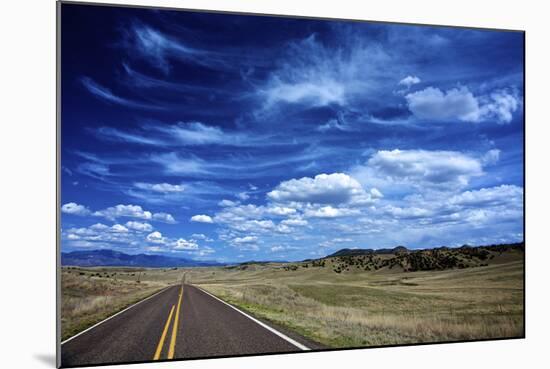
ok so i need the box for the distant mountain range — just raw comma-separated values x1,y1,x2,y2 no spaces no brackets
61,249,223,267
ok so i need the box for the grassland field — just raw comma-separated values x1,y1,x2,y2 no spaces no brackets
61,247,523,347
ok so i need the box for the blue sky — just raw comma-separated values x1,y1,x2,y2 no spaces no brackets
60,4,524,262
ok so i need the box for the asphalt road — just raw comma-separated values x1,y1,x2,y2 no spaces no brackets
61,284,313,367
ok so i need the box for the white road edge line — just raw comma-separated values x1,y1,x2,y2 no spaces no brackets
61,285,174,345
195,286,311,351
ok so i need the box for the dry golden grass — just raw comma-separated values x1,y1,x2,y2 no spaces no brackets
188,257,523,348
60,251,523,348
61,267,183,340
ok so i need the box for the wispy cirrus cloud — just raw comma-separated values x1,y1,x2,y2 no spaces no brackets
256,33,389,111
95,121,287,148
77,162,111,179
123,24,234,74
127,25,203,74
121,63,229,96
154,122,240,146
150,152,211,176
127,180,233,206
80,77,164,110
148,145,339,179
74,152,113,180
95,127,164,145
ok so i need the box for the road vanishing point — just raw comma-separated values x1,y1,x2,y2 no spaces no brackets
61,283,316,367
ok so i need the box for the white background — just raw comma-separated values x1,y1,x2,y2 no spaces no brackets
1,0,548,368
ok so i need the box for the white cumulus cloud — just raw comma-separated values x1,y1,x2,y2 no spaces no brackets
190,214,214,223
93,204,152,221
191,233,213,242
449,185,523,208
125,221,153,232
304,205,360,218
482,149,501,165
92,204,177,224
173,238,199,250
61,202,91,216
267,206,297,216
398,75,421,88
406,86,519,124
480,90,520,124
146,231,165,244
153,212,177,224
281,218,308,226
268,173,377,206
111,224,129,233
90,223,109,231
218,199,239,207
134,182,184,193
370,188,384,198
406,86,480,122
354,149,484,188
233,236,258,244
237,192,250,201
382,205,433,219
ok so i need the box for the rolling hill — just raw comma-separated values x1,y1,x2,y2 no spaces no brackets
322,242,524,273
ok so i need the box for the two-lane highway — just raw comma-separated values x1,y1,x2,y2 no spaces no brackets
176,285,308,359
61,283,312,367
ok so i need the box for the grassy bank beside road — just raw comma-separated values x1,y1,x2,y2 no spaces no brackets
189,258,523,348
61,267,182,341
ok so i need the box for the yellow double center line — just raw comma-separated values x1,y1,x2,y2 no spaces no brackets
168,286,183,359
153,285,183,360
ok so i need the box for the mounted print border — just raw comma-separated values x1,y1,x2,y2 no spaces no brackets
56,1,525,367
